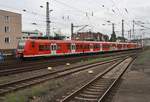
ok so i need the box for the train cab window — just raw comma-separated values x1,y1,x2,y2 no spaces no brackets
18,40,25,49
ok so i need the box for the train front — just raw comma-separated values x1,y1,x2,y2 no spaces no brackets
16,39,26,58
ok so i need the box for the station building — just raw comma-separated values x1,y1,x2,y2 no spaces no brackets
71,32,109,41
0,10,22,53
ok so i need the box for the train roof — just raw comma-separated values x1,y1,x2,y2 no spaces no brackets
24,39,137,45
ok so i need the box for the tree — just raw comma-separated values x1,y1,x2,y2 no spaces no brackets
110,31,116,42
54,33,66,40
117,36,127,42
103,35,109,41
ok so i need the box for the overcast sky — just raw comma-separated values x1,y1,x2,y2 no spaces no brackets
0,0,150,38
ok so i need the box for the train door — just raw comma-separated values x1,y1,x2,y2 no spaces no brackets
71,43,76,53
100,43,102,51
90,44,93,52
51,43,57,55
111,44,117,51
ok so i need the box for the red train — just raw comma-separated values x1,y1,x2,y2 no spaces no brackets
16,39,141,58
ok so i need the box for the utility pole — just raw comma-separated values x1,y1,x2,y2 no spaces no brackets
112,23,115,34
110,23,117,42
71,23,74,40
71,23,88,40
128,29,131,41
132,20,135,40
128,30,130,41
130,29,132,41
46,2,50,39
122,19,124,41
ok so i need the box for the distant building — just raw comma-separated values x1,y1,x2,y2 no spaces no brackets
71,32,109,41
143,38,150,46
132,38,150,46
22,30,43,39
0,10,22,51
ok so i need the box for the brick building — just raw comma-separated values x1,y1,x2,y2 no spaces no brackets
0,10,22,52
71,32,109,41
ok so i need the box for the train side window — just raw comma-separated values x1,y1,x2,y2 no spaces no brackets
87,45,89,49
31,41,35,48
90,45,93,49
76,45,80,50
80,45,83,49
84,45,88,49
39,45,44,51
103,44,110,49
39,45,50,51
94,44,99,49
98,44,100,48
57,45,61,50
45,45,50,50
67,44,71,50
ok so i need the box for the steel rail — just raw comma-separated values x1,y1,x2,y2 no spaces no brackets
0,57,123,96
60,56,135,102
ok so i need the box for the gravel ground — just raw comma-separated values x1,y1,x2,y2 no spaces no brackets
0,56,116,84
29,61,118,102
106,49,150,102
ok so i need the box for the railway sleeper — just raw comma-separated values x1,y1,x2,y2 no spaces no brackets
86,88,105,92
74,96,98,102
79,93,100,98
82,90,102,95
89,85,107,89
94,79,113,84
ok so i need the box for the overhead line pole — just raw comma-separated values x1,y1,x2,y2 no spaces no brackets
71,23,88,40
71,23,74,39
46,2,50,39
122,19,124,42
132,20,135,40
112,23,115,34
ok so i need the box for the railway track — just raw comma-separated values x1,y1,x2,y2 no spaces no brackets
0,52,138,76
0,57,124,96
0,49,140,68
60,56,135,102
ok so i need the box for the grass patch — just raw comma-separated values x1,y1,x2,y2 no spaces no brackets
3,55,122,102
3,79,63,102
135,50,150,64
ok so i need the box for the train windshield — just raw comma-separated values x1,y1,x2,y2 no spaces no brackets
18,40,25,49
